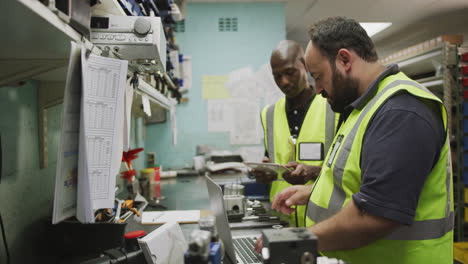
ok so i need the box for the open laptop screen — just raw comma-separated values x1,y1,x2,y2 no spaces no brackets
205,175,238,263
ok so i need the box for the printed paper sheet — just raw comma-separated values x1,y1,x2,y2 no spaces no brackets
53,41,82,224
78,47,128,222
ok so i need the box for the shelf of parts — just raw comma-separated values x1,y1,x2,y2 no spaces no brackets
456,46,468,242
0,0,83,86
0,0,126,86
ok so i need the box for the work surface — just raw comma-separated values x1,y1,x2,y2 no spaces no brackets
127,171,271,239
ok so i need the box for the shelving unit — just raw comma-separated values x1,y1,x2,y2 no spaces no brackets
135,78,177,111
0,0,182,167
459,47,468,243
382,36,463,241
455,46,465,243
92,0,126,16
383,42,458,122
460,47,468,186
0,0,81,86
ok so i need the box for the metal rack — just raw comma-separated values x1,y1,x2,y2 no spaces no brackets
0,0,179,168
455,45,465,242
459,46,468,242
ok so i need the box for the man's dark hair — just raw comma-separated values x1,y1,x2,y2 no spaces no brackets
308,17,378,67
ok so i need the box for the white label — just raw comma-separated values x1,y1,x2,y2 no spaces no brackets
142,94,151,117
327,135,343,167
299,143,323,160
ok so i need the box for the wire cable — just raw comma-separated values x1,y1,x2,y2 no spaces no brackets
0,210,10,264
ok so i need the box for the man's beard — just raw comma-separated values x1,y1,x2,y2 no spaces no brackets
328,68,360,113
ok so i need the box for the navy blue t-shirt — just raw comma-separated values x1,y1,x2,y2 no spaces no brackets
345,65,446,225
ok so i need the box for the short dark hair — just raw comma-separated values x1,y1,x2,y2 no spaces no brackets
308,17,378,67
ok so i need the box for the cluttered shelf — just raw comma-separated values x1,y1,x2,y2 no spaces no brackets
382,35,460,124
2,0,186,169
1,0,185,107
0,0,125,85
381,35,461,76
381,35,460,113
382,36,460,123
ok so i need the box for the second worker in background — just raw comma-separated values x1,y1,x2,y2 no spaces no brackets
252,40,338,227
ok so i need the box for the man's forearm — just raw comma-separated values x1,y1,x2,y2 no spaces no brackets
308,200,399,251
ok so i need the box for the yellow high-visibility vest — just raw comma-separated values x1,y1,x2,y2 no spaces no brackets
261,94,337,227
307,72,453,263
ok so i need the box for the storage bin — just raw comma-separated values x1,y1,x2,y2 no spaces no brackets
454,242,468,263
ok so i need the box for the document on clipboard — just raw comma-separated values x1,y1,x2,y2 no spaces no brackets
244,162,291,176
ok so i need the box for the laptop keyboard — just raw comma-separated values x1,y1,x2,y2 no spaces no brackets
233,237,262,264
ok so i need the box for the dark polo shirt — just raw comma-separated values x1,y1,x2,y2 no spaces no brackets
344,64,446,225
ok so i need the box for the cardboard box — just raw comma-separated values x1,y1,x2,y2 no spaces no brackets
440,34,464,45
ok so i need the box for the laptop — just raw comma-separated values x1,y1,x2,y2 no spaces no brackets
205,175,262,264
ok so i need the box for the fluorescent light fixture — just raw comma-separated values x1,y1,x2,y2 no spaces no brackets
360,22,392,37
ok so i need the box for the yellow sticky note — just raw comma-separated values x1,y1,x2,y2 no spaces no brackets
202,75,231,99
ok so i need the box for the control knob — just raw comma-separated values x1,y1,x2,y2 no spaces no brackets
134,18,151,36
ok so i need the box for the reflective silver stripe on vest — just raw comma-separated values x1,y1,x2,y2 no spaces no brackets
386,211,454,240
307,79,453,240
446,152,452,217
266,104,276,163
324,102,335,154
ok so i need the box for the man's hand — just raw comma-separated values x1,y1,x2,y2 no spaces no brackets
251,168,278,184
252,156,277,184
283,162,321,185
271,185,313,214
254,235,263,254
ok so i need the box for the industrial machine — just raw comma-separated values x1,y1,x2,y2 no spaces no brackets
262,228,347,264
262,228,318,264
90,15,167,74
185,217,222,264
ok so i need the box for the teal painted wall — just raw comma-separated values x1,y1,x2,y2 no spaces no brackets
0,81,58,262
0,3,285,261
0,81,145,262
145,2,286,169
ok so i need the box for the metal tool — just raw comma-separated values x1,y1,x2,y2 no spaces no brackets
242,215,279,222
114,199,123,223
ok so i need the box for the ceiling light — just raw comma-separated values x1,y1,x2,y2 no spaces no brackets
360,22,392,37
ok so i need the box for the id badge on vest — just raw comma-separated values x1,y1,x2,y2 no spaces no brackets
326,135,344,167
298,142,323,161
